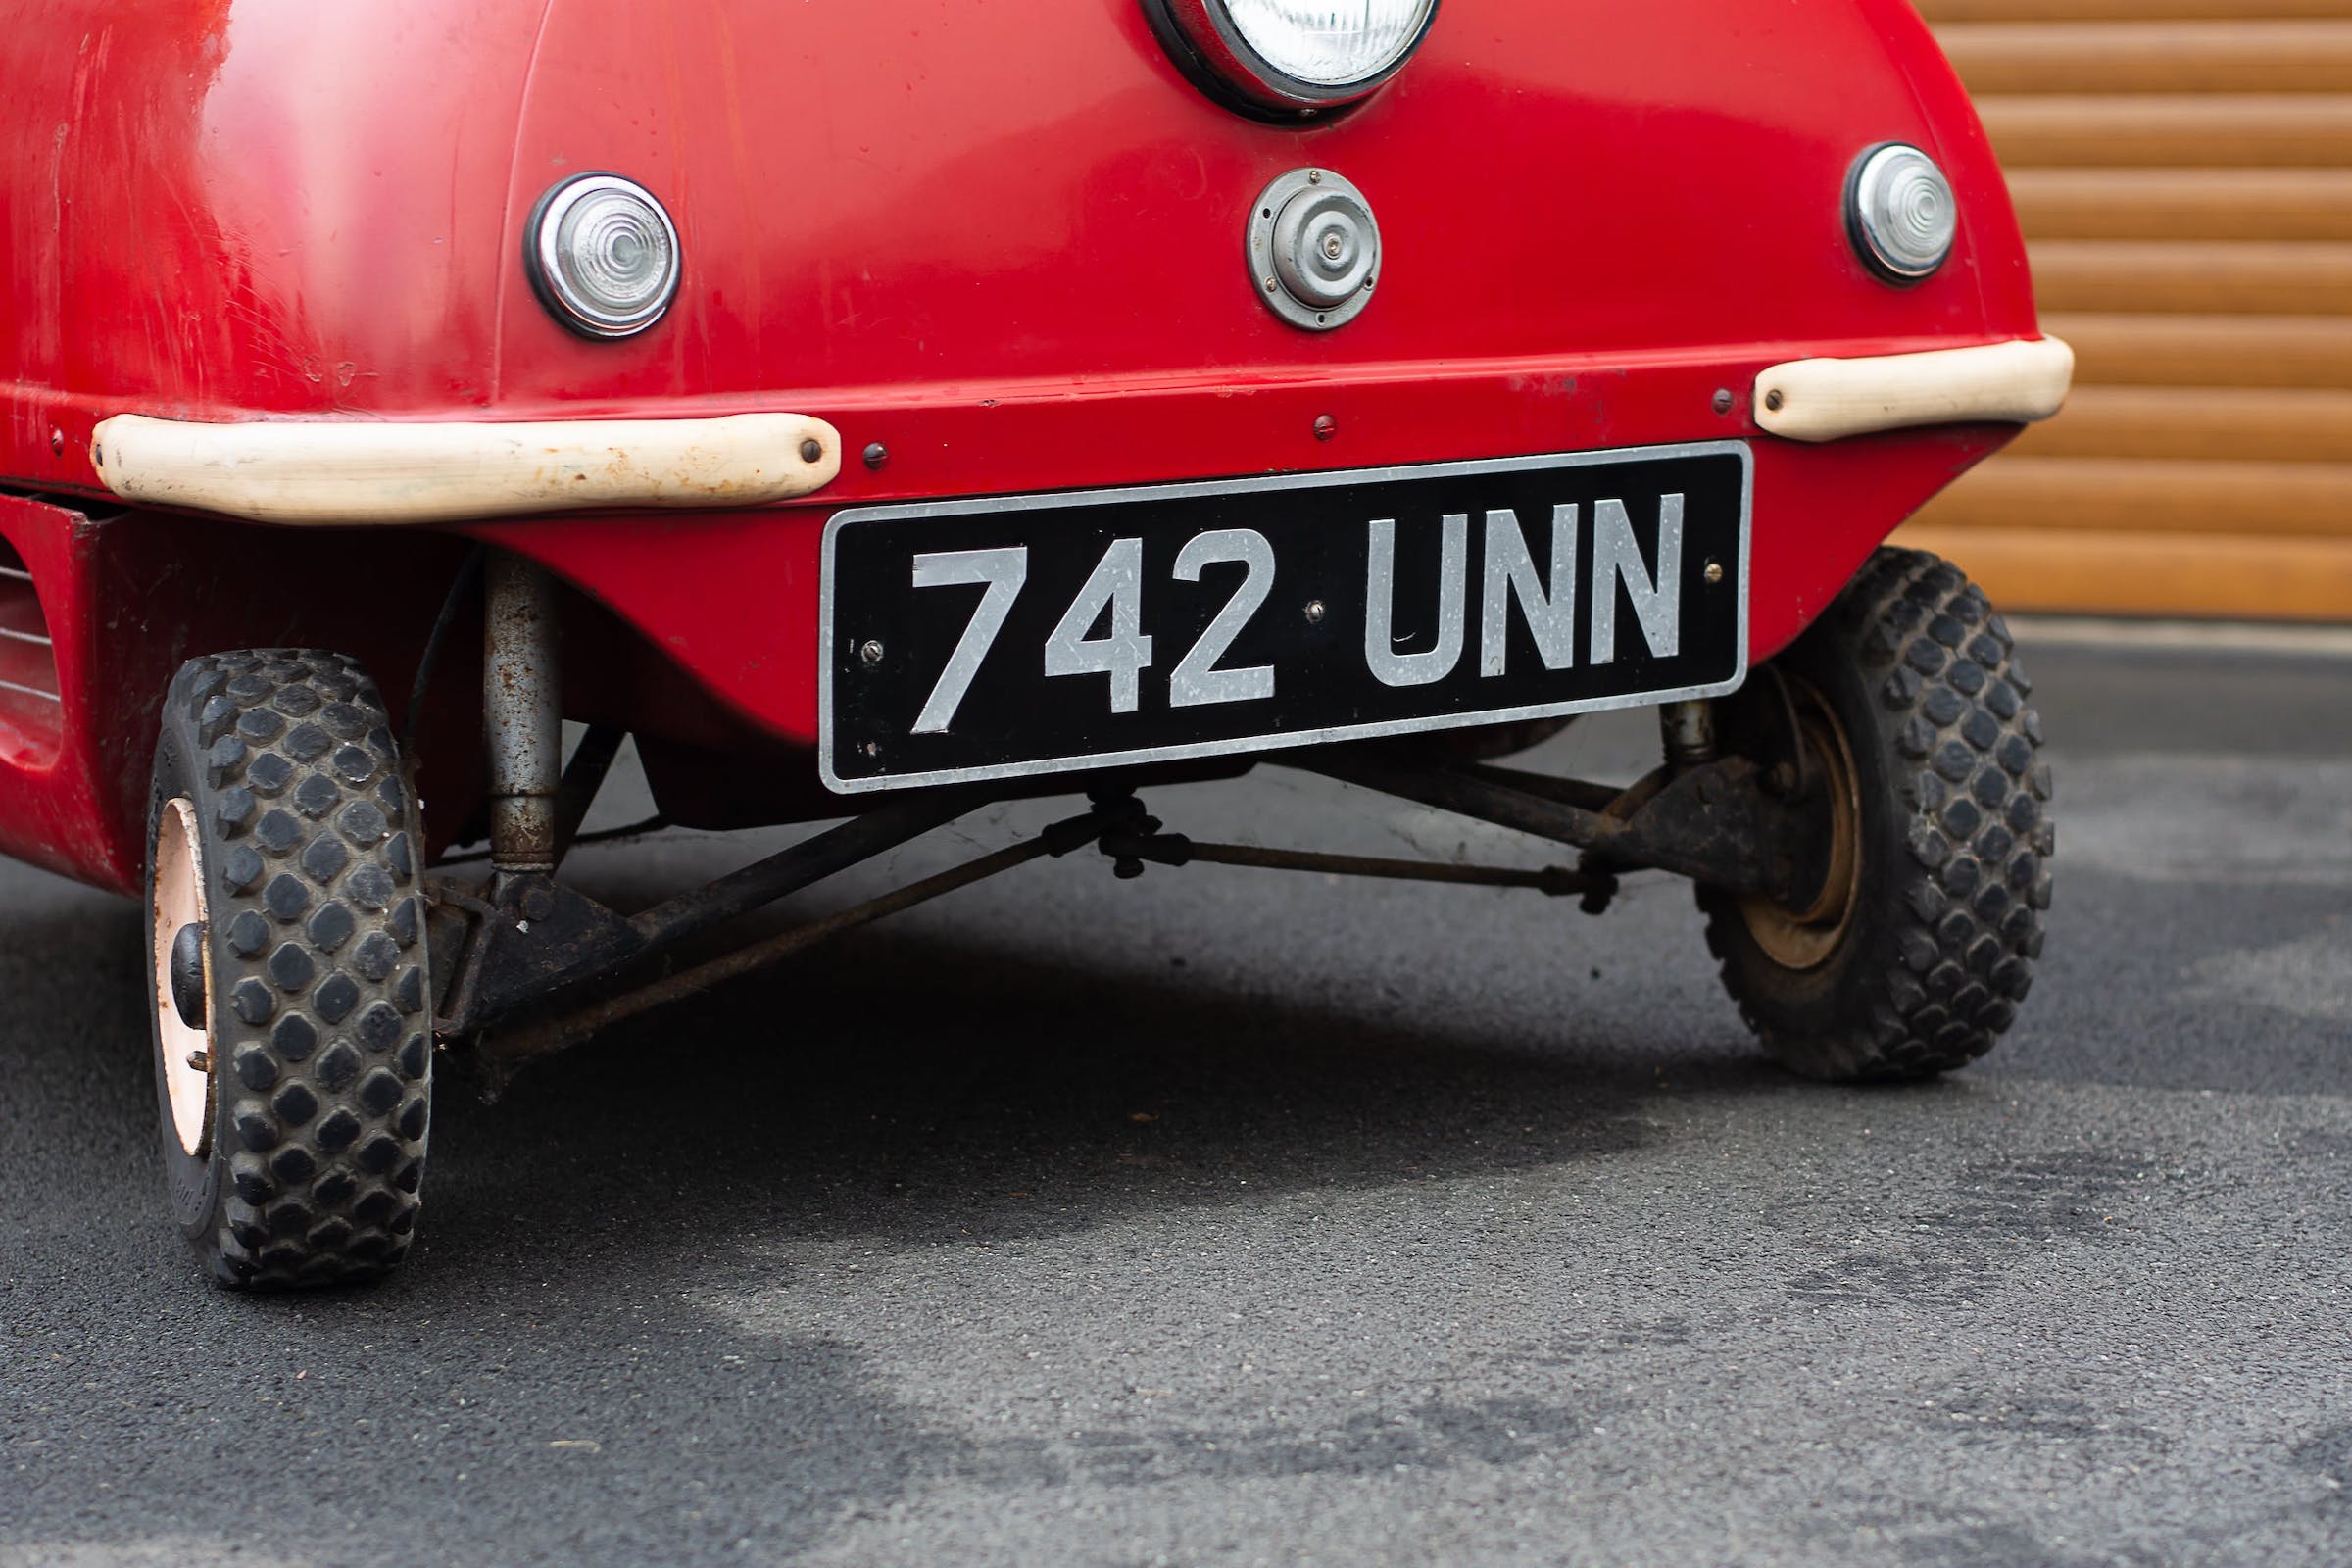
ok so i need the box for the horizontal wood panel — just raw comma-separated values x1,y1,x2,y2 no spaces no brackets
1917,0,2352,622
1892,522,2352,619
2006,169,2352,240
1942,22,2352,94
2045,312,2352,386
2013,385,2352,461
2030,239,2352,313
1978,95,2352,166
1912,456,2352,536
1922,1,2352,19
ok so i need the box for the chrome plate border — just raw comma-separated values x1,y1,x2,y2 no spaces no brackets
818,441,1753,794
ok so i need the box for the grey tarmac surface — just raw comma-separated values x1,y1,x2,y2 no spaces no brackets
3,635,2349,1568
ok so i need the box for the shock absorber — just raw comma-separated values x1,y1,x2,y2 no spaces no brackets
483,552,563,883
1659,698,1718,774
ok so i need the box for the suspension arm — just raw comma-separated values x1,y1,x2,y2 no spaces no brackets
1290,747,1805,897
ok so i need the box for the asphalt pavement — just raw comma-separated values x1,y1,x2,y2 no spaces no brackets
3,629,2348,1567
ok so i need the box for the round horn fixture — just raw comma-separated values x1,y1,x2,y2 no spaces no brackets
1145,0,1440,119
1249,168,1380,330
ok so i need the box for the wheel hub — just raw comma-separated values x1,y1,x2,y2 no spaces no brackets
150,797,214,1157
169,921,206,1031
1736,682,1863,971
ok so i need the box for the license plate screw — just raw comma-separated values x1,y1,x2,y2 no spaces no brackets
1711,389,1733,416
1304,599,1327,625
1703,561,1724,585
858,639,885,666
1313,414,1337,441
863,442,889,470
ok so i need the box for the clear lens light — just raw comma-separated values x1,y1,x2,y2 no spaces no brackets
1223,0,1436,86
1851,144,1957,281
533,174,681,337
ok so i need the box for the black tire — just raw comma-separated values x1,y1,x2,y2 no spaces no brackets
1698,548,2053,1081
145,650,431,1287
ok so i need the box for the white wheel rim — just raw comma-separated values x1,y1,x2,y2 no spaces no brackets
1736,682,1864,972
152,797,214,1157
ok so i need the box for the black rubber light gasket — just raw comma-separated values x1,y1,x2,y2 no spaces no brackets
1141,0,1440,123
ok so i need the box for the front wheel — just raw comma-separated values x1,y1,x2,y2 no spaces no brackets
145,650,432,1287
1699,549,2053,1081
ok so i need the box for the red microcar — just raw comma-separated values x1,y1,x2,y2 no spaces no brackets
0,1,2071,1287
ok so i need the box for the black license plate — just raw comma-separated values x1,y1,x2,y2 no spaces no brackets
819,443,1750,792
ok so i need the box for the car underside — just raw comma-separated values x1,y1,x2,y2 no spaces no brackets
0,0,2065,1286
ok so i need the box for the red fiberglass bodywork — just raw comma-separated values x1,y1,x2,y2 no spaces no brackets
0,0,2039,893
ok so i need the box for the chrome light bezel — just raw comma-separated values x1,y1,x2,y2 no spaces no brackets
1845,142,1958,285
525,172,683,340
1143,0,1442,120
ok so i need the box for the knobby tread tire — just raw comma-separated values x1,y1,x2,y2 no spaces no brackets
148,650,430,1287
1698,548,2053,1081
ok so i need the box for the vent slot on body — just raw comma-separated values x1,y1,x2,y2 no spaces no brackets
0,538,63,767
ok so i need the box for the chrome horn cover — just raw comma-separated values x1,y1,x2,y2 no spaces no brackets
1248,168,1381,331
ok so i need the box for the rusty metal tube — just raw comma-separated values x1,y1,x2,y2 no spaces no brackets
490,831,1068,1063
484,553,563,874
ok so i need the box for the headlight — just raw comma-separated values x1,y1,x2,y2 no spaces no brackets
1846,143,1957,284
1146,0,1441,117
526,172,682,339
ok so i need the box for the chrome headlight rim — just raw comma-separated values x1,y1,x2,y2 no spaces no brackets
1844,141,1958,286
525,172,683,340
1142,0,1443,120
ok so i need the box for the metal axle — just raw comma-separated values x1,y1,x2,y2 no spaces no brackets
473,790,1606,1069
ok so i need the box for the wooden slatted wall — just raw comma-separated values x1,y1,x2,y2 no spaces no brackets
1897,0,2352,620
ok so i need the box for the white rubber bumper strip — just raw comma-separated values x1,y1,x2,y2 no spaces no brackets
1753,337,2074,444
88,411,842,525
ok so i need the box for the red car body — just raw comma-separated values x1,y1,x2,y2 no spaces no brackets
1,0,2039,894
